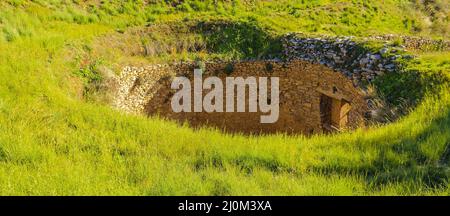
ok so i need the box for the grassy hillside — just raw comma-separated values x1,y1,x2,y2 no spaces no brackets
0,0,449,195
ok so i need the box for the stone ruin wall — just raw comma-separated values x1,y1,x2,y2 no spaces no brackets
115,60,368,135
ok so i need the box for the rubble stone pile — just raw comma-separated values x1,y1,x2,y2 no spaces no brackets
282,34,406,84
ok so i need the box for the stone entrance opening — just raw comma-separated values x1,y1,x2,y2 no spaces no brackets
115,60,368,135
320,93,351,132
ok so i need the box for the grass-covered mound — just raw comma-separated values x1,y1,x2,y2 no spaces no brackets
0,0,449,195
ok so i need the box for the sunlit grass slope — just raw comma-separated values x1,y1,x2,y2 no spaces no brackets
0,1,449,195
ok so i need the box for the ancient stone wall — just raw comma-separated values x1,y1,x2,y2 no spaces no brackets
282,34,401,84
115,60,368,135
282,34,449,85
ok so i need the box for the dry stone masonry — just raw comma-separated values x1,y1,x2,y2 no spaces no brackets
114,35,449,135
371,35,450,51
115,65,175,113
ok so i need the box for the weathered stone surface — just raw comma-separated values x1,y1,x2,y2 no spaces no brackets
282,34,449,86
113,34,446,134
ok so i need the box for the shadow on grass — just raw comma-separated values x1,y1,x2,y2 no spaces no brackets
310,106,450,189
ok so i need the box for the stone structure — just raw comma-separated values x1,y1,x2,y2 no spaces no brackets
113,34,449,134
115,60,368,135
282,34,401,84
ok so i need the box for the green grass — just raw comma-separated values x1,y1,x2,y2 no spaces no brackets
0,0,449,195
